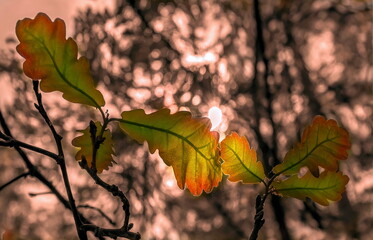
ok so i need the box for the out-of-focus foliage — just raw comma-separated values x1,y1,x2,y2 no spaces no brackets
273,115,351,177
16,13,105,107
72,121,116,173
221,132,265,184
1,0,372,239
273,171,349,206
119,108,221,196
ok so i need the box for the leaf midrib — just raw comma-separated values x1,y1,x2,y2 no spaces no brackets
224,144,264,183
277,134,339,175
275,184,337,192
119,118,220,174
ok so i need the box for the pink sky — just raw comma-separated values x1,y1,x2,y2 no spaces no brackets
0,0,114,48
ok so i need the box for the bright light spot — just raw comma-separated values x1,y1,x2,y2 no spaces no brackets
183,52,218,66
165,179,175,188
208,107,223,130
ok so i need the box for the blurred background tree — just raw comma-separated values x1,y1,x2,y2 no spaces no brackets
0,0,372,239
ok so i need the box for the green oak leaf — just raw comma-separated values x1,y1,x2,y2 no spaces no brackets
272,171,349,206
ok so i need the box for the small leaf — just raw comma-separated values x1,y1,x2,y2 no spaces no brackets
16,13,105,107
272,171,349,206
221,132,265,184
273,116,350,176
119,109,222,196
72,121,115,173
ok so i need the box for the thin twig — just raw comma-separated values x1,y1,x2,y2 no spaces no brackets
79,159,140,240
81,224,140,239
77,204,116,226
249,195,266,240
0,111,71,211
89,120,98,174
249,173,277,240
0,111,103,239
80,114,139,238
32,81,87,240
28,191,53,197
32,81,64,160
0,172,30,191
0,137,59,160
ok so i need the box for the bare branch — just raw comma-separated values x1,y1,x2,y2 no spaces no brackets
0,111,96,229
249,195,266,240
28,191,53,197
0,172,30,191
32,81,64,159
79,159,140,239
80,224,140,239
0,137,59,160
31,81,87,240
77,204,116,226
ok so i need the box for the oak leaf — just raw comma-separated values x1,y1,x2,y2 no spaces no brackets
16,13,104,107
221,132,265,183
273,116,350,176
119,109,222,196
272,171,349,206
72,121,115,173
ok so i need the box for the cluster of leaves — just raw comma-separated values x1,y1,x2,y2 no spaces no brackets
10,12,351,238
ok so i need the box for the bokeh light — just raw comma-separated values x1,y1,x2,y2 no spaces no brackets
208,106,223,130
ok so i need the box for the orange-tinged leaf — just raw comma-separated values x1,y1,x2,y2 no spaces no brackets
221,132,265,184
16,13,104,107
119,109,222,196
72,121,115,173
273,116,350,176
2,230,17,240
272,171,349,206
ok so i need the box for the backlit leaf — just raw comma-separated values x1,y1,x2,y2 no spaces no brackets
16,13,105,107
272,171,349,206
72,121,115,173
119,109,222,196
273,116,350,176
221,132,265,184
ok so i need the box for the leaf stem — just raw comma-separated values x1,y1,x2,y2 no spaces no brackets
249,174,278,240
98,107,106,125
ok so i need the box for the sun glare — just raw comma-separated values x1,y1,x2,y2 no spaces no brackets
208,106,223,130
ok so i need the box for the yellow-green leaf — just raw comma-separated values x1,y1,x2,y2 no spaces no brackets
16,13,105,107
272,171,349,206
119,109,222,196
221,132,265,184
273,116,350,176
72,121,115,173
